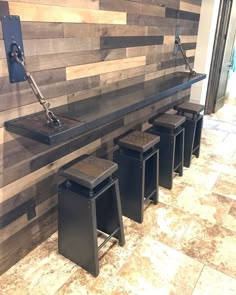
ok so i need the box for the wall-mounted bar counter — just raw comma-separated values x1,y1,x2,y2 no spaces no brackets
5,72,206,145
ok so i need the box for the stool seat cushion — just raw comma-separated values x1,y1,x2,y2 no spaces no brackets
60,156,118,189
117,130,160,152
174,102,204,114
152,113,185,129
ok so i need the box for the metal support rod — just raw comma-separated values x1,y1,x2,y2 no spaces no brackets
175,37,196,76
10,42,62,128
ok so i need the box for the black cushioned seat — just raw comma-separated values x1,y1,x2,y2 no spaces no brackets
152,113,186,129
60,156,118,189
174,102,204,115
116,130,160,152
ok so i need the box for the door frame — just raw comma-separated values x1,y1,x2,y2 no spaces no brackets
205,0,233,114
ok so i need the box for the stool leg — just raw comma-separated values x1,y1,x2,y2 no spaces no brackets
153,150,159,204
193,116,203,158
58,185,99,277
176,129,184,177
159,134,174,190
96,180,125,246
114,180,125,246
183,120,196,167
114,152,144,223
145,150,159,204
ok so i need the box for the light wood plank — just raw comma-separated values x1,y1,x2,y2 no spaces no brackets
7,0,99,10
186,49,196,57
164,36,175,45
180,35,198,43
100,65,146,85
0,59,8,77
64,23,146,38
180,1,201,14
66,56,146,80
0,139,101,203
164,35,197,46
9,2,127,24
0,127,20,145
126,45,163,58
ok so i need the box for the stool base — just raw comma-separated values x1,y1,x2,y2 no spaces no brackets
183,115,203,167
58,178,125,277
114,147,159,223
148,126,184,190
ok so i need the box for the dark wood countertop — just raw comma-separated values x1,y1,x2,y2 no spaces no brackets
5,71,206,145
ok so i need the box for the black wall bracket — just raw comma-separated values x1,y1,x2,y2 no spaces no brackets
173,25,180,56
1,15,27,83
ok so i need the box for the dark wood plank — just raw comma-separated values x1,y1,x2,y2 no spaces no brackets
22,22,63,39
166,8,200,21
0,1,9,17
127,13,177,27
182,42,197,51
101,36,164,49
161,56,194,70
100,0,165,16
127,0,180,9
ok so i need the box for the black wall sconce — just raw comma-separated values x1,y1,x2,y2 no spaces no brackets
1,15,62,128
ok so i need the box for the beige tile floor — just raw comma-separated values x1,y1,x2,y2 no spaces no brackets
0,102,236,295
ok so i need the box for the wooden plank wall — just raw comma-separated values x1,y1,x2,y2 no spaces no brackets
0,0,202,274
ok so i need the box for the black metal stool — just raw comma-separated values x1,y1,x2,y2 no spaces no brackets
148,113,185,190
58,155,125,277
113,130,160,223
174,102,204,167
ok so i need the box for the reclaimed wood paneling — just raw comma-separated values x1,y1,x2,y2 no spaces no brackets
0,0,203,274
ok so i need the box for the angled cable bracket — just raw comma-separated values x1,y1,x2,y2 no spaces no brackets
174,33,197,76
1,15,62,128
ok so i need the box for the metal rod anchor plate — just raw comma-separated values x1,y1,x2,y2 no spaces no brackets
1,15,27,83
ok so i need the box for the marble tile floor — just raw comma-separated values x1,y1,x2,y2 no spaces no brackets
0,103,236,295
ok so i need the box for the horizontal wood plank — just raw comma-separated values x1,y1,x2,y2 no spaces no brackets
101,36,164,49
7,0,99,9
9,2,127,24
66,56,146,80
0,38,100,59
180,1,201,14
100,0,165,17
63,23,146,37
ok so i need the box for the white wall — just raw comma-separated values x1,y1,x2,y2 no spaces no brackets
190,0,220,104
